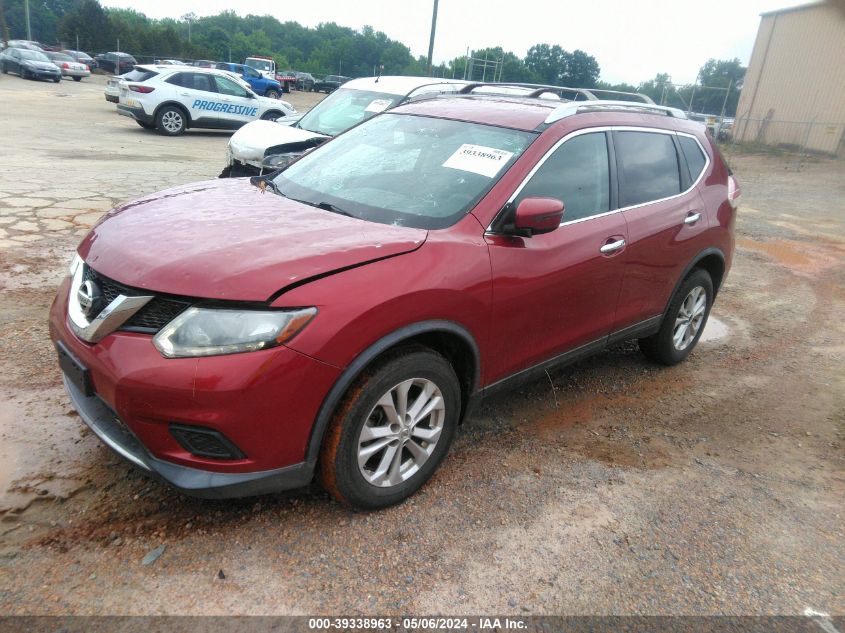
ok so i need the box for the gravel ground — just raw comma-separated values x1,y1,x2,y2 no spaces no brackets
0,72,842,616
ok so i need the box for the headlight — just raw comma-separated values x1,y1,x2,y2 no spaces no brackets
261,152,300,171
153,307,316,358
69,253,83,275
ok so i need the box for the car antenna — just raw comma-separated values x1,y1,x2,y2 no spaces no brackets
375,64,384,83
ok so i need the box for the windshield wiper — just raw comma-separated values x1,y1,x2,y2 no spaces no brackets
314,201,353,217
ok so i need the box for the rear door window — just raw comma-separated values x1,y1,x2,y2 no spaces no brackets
678,135,708,183
167,72,215,93
514,132,610,223
615,131,682,207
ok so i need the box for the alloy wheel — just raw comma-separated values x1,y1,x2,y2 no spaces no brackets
673,286,707,350
161,111,183,133
356,378,445,487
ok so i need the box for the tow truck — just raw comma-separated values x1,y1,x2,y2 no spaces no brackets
244,55,296,93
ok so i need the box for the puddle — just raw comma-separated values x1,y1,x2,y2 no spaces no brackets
700,316,730,344
737,237,844,276
0,390,90,514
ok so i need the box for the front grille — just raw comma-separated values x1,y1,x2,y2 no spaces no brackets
83,265,190,332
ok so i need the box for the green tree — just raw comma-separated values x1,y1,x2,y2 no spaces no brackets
693,58,745,115
58,0,109,51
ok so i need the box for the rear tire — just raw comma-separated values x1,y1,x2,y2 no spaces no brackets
319,347,461,510
73,76,82,82
53,77,61,83
639,268,714,366
155,105,187,136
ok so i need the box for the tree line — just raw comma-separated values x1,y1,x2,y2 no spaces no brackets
1,0,745,115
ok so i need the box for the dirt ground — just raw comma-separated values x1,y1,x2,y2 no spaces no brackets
0,73,843,616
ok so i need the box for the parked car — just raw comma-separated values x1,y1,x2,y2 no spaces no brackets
313,74,351,93
62,49,96,69
223,76,467,176
45,51,90,81
3,39,44,51
51,92,739,509
0,47,61,82
95,52,136,74
215,62,283,98
294,71,315,91
192,59,216,68
114,65,296,135
155,59,185,66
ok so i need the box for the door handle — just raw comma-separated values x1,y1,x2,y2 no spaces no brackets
179,92,191,96
684,211,702,225
600,238,626,254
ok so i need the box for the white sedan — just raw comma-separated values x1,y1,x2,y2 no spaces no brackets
113,65,296,136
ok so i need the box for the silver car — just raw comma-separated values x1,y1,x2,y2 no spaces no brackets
45,51,91,81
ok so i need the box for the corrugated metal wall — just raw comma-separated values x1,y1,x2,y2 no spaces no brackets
735,2,845,155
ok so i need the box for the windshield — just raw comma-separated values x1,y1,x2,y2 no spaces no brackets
21,50,50,62
246,58,273,72
296,88,401,137
273,113,535,230
49,53,74,62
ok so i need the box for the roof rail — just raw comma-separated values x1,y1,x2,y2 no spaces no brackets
545,101,688,124
402,80,470,103
579,88,655,104
458,82,655,104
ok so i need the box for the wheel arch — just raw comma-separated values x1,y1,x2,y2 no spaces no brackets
663,247,726,320
304,320,481,466
262,109,284,120
154,101,192,127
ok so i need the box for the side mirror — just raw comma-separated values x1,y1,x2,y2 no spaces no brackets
513,197,565,236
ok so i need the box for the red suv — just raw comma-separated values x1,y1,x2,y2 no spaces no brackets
50,92,739,509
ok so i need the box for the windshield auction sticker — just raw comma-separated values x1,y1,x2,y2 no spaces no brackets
365,98,393,113
442,144,514,178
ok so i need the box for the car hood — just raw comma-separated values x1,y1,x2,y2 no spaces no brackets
78,178,427,302
229,120,329,162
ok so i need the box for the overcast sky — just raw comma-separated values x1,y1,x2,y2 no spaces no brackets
100,0,805,84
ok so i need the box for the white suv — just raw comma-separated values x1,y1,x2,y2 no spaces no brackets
223,76,467,176
115,65,296,136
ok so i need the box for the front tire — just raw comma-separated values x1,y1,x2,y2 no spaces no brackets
265,89,280,99
136,120,156,130
639,268,713,366
155,105,187,136
261,110,282,121
319,347,461,510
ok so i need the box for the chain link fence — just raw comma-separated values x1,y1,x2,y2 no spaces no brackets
729,114,845,157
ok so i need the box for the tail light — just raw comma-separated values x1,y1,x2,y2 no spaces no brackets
62,62,69,69
85,64,90,71
727,175,741,208
129,85,155,93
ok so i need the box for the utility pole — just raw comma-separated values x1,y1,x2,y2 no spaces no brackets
182,13,196,44
24,0,31,40
426,0,439,77
0,0,10,45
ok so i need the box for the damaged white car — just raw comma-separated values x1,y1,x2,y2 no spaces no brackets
220,75,468,177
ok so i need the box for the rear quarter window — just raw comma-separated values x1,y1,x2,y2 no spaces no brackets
678,135,708,183
123,69,158,82
615,131,682,207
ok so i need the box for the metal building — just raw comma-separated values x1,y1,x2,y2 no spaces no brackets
734,2,845,155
